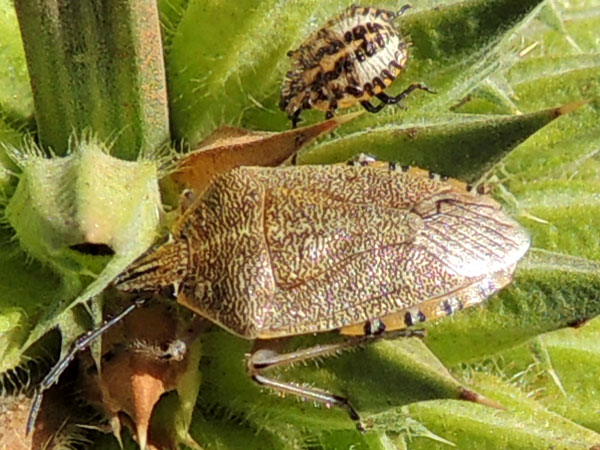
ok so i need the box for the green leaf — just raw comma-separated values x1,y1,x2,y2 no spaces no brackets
0,230,62,373
1,138,162,371
406,372,600,449
300,105,578,183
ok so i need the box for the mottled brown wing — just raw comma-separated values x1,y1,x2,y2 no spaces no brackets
251,164,529,338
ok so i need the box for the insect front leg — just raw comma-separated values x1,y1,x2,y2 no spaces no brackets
247,326,425,431
26,297,148,435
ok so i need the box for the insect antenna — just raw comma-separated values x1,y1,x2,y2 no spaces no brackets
26,297,149,435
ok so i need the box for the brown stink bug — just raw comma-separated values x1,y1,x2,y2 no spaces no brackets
280,5,435,127
28,156,530,433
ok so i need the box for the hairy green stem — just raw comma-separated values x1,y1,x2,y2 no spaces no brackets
14,0,169,159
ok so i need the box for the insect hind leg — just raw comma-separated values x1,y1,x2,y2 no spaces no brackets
26,297,148,435
360,100,386,113
247,327,425,431
251,372,364,429
377,82,436,106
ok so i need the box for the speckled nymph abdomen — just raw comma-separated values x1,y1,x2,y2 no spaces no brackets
280,5,410,126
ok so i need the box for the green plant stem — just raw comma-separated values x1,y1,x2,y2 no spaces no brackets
14,0,169,159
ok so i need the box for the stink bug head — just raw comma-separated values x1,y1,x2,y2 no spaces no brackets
114,237,189,297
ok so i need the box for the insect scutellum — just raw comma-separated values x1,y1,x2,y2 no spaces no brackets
280,4,435,127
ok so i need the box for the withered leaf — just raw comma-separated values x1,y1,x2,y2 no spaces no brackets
80,301,204,450
170,112,362,195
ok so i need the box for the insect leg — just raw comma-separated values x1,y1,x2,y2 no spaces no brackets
360,100,386,113
325,99,338,120
247,327,424,430
26,297,148,435
251,373,363,429
378,82,436,105
290,110,302,129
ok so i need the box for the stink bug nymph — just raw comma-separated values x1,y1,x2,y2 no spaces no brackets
27,155,530,434
280,5,435,127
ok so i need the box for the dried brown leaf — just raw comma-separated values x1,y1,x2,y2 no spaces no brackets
80,302,204,449
170,112,361,195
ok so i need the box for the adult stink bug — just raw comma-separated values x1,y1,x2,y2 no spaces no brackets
28,156,530,433
280,5,435,127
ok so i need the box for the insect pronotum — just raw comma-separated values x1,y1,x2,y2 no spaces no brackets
280,5,435,127
27,156,530,433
